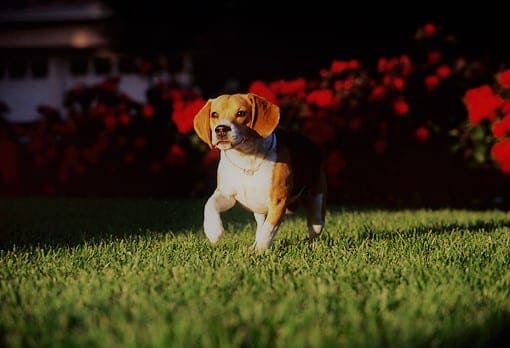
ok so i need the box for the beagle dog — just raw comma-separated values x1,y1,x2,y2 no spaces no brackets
194,93,327,251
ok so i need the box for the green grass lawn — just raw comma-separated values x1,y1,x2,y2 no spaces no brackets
1,197,510,347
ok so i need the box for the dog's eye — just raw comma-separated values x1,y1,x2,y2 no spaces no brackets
211,112,219,118
236,110,247,117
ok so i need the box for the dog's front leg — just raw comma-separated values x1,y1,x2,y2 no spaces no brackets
252,201,286,252
203,190,235,243
253,212,266,245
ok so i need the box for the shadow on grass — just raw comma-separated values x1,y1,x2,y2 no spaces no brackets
0,197,205,250
325,206,510,241
450,311,510,348
2,198,509,250
0,197,261,250
357,220,510,241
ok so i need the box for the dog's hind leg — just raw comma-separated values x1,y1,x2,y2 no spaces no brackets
304,192,325,240
303,171,327,241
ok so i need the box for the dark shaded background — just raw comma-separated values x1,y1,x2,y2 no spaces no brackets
2,1,509,207
104,0,510,95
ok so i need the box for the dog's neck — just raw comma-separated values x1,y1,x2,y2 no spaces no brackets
221,134,276,174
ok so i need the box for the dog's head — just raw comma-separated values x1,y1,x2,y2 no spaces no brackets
193,93,280,150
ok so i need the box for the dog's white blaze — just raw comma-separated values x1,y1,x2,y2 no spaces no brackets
217,138,277,214
211,120,244,150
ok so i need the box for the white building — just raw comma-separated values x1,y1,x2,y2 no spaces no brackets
0,1,193,123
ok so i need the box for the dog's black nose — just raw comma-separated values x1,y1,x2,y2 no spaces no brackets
215,125,231,135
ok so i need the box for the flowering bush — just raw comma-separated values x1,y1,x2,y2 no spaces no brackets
0,23,507,206
243,23,489,196
0,77,217,196
454,69,510,174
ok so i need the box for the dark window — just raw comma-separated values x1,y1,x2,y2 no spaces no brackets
119,56,136,73
70,57,88,76
165,55,183,73
0,60,5,80
7,59,27,79
93,57,111,75
31,57,48,78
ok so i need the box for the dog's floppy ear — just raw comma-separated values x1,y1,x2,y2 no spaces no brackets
248,93,280,138
193,99,213,148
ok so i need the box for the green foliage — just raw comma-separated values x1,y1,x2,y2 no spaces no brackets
1,198,510,347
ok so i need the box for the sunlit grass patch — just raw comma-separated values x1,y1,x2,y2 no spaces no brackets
1,198,509,347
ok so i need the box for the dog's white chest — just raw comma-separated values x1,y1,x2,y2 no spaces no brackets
218,151,276,214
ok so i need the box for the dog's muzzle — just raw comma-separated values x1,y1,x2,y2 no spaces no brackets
215,125,231,139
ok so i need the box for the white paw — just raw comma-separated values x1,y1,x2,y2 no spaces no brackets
251,241,271,252
308,223,323,240
204,224,223,243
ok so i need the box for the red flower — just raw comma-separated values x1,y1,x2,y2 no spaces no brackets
496,69,510,88
392,77,405,91
492,114,510,138
400,55,413,76
270,78,306,95
330,60,359,73
423,23,436,37
383,75,392,86
165,144,187,166
370,85,386,100
301,119,335,147
172,98,205,134
393,99,409,116
142,104,155,119
425,75,440,91
119,113,131,126
503,114,510,128
306,89,335,108
377,58,388,73
103,115,117,130
436,65,451,79
492,121,506,138
502,100,510,114
248,80,277,103
415,127,430,142
335,77,354,91
464,85,503,125
348,59,361,70
491,139,510,174
331,60,349,74
427,51,442,65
